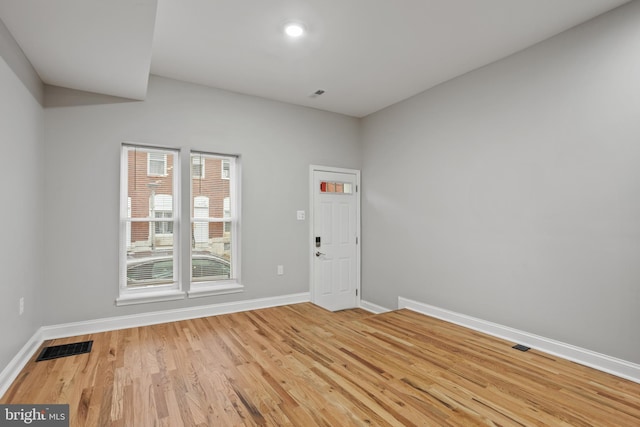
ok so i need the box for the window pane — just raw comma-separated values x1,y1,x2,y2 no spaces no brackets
320,181,353,194
126,240,174,287
191,222,231,258
121,144,181,300
191,253,231,281
190,153,236,284
191,223,232,282
125,147,176,287
191,156,230,218
127,220,174,253
127,147,174,219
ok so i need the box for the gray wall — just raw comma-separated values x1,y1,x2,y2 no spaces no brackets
42,75,361,324
361,1,640,363
0,18,43,104
0,33,44,371
2,0,639,378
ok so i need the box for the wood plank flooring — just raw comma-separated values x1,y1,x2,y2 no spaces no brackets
2,303,640,426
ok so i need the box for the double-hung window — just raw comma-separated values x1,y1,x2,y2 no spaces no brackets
189,152,241,297
118,145,182,305
119,145,241,305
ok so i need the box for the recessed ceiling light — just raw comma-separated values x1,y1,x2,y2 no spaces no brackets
284,23,305,38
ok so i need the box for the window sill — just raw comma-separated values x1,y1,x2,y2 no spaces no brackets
116,289,185,306
188,282,244,299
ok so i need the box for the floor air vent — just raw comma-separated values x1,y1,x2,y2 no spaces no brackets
36,340,93,362
512,344,531,352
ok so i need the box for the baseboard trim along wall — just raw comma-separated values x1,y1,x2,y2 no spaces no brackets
398,296,640,384
41,292,311,340
359,300,392,314
0,330,43,399
0,292,310,398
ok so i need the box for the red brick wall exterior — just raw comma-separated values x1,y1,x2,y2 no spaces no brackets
127,150,230,244
192,157,230,238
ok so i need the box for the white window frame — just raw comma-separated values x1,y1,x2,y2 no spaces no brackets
192,155,205,179
118,144,183,306
189,153,242,298
147,152,168,177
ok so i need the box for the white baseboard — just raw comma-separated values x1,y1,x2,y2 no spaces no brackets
41,292,310,340
398,297,640,384
359,300,391,314
0,329,43,399
0,292,310,398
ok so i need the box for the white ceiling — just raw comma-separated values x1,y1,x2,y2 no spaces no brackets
0,0,157,100
0,0,631,117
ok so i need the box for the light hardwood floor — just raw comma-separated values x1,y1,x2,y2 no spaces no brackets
2,303,640,426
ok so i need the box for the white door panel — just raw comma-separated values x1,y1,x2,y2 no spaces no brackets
311,169,359,311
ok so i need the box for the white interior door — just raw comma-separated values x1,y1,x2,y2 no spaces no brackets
311,167,360,311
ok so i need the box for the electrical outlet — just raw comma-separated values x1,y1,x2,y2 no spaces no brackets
19,297,24,315
296,210,305,220
277,265,284,275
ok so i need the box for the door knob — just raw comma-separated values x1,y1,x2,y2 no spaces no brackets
315,251,325,257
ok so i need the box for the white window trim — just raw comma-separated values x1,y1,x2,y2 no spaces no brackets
189,153,242,297
119,144,183,306
147,152,168,177
116,288,185,306
188,282,244,298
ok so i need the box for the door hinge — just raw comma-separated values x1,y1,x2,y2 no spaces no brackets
356,289,358,296
356,185,358,192
356,236,358,244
